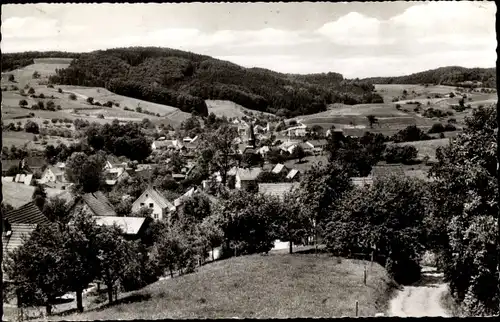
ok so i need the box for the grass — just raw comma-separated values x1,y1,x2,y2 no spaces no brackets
205,100,274,119
2,130,77,151
42,253,397,320
1,181,66,208
392,138,450,162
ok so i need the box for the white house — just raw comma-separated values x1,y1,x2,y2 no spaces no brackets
39,166,66,184
235,167,262,190
131,187,175,221
271,163,289,175
285,124,308,137
104,167,130,186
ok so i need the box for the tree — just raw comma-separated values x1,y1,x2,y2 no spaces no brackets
32,183,47,210
274,191,312,254
69,93,77,100
8,74,15,82
95,224,133,304
86,97,94,104
42,197,71,223
391,125,431,143
297,162,352,247
19,99,28,108
4,223,67,316
366,115,378,128
198,124,238,186
32,71,41,79
60,212,101,312
428,104,498,315
199,215,224,261
28,87,35,95
324,175,430,284
290,145,306,162
66,152,106,193
383,145,418,164
24,120,40,134
212,190,278,257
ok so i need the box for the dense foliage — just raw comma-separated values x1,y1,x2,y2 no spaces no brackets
48,47,379,117
428,105,498,315
363,66,496,88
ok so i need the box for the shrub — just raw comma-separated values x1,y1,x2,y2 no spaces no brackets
43,120,49,125
448,118,457,124
51,118,58,124
97,114,105,119
384,145,418,164
428,123,446,134
47,84,54,88
94,102,102,106
56,105,62,110
58,88,63,93
444,123,456,131
37,101,45,110
19,89,26,96
28,87,35,95
24,120,40,134
449,92,455,98
19,99,28,108
39,93,45,99
8,74,15,82
69,93,77,100
86,97,94,105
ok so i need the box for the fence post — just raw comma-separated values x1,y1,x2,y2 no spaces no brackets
364,266,367,285
355,300,359,317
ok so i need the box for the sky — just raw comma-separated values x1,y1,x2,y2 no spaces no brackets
1,2,497,78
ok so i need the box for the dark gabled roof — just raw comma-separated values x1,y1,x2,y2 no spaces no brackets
23,157,46,168
370,164,405,177
3,201,50,225
81,192,117,217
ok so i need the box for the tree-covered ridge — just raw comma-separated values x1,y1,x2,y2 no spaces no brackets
2,51,82,72
47,47,381,117
363,66,496,88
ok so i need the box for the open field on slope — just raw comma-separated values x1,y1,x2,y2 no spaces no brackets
2,130,78,150
2,61,190,128
205,100,274,119
36,253,396,320
392,138,451,162
1,181,68,208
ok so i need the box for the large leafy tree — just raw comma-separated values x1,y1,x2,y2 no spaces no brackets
197,124,238,186
4,223,67,316
66,151,106,193
297,161,352,245
324,175,431,284
429,104,498,315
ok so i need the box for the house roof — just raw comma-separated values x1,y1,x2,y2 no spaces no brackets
1,159,21,171
3,223,38,262
258,183,300,200
370,164,405,177
237,167,263,181
136,187,175,211
94,216,146,235
174,187,197,207
271,163,287,174
23,157,46,169
3,201,50,225
351,177,374,187
81,192,117,217
286,169,300,179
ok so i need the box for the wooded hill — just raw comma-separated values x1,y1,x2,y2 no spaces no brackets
40,47,381,117
362,66,496,88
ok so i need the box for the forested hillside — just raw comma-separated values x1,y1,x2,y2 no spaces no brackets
2,51,81,72
46,47,382,117
363,66,496,88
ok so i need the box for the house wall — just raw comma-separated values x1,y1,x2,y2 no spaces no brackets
39,170,56,183
132,195,165,220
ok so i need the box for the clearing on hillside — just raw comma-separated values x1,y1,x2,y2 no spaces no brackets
392,138,450,162
205,100,274,119
45,253,397,320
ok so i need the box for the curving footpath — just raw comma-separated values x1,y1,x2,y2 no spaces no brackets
388,266,450,317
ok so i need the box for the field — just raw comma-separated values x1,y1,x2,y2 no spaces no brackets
35,252,396,320
392,138,450,162
1,181,68,208
206,100,274,119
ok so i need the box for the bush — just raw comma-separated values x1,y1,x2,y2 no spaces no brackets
32,71,41,79
428,123,446,134
28,87,35,95
69,93,77,100
51,118,58,124
444,123,456,131
97,114,105,119
37,101,45,110
56,105,62,110
47,84,54,88
25,120,40,134
384,145,418,164
19,99,28,108
39,93,45,99
43,120,49,125
86,97,94,105
58,88,63,93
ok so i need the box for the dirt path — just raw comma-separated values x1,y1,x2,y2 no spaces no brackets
388,266,450,317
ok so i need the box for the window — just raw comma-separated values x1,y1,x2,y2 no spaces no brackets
154,213,159,219
149,203,154,208
140,203,145,207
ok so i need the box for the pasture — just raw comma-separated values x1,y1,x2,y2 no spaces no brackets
1,181,67,208
206,100,274,119
39,252,396,320
392,138,450,162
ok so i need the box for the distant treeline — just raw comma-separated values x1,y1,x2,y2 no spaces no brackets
2,51,81,72
45,47,382,117
362,66,496,88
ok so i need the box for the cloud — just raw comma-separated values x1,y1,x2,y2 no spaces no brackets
316,12,394,46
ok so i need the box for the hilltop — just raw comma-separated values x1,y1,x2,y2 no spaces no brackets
11,47,379,118
361,66,496,89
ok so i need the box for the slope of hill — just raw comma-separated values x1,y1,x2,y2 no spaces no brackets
363,66,496,88
46,47,380,117
2,52,81,72
47,253,397,320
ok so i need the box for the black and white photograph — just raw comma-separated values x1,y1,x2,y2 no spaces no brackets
1,1,498,320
